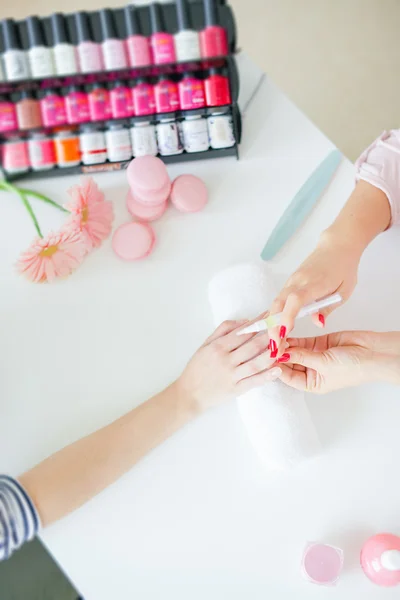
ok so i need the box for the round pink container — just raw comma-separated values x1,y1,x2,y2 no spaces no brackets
361,533,400,586
127,155,170,193
133,180,171,207
302,542,344,586
170,174,208,213
126,190,167,221
112,222,155,261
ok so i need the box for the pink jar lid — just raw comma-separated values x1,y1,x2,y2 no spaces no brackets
112,222,155,260
127,155,170,192
170,174,208,213
126,190,167,221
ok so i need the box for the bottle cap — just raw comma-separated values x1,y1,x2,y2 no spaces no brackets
26,16,46,48
1,19,22,51
176,0,191,30
99,9,117,41
149,3,164,34
124,5,140,36
75,12,93,43
208,67,221,76
50,13,69,45
203,0,218,27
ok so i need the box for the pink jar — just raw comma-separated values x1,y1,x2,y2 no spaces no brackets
65,85,90,125
0,96,17,133
40,89,67,127
132,79,155,117
178,73,206,110
154,77,180,113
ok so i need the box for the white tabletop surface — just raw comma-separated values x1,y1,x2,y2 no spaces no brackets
1,53,400,599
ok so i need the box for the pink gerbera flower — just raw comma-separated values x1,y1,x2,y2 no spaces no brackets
65,177,114,250
17,228,87,283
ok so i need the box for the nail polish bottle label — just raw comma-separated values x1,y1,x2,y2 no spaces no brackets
78,42,103,73
179,78,206,110
102,39,127,70
28,46,55,78
2,139,29,173
155,80,180,113
41,95,67,127
205,74,231,107
28,136,56,170
174,30,201,62
156,121,183,156
88,88,111,121
0,101,18,132
208,113,235,149
126,36,151,68
110,87,133,119
53,44,78,76
3,51,30,81
105,127,132,162
181,117,209,152
55,133,81,167
130,123,158,157
133,83,155,116
150,33,176,65
66,92,90,124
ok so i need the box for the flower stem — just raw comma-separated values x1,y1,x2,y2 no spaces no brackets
17,188,69,213
0,181,43,237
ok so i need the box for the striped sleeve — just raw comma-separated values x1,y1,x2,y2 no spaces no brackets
0,475,40,561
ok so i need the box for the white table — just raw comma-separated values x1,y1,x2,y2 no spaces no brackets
1,54,400,599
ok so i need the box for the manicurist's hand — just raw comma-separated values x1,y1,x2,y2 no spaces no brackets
176,320,281,411
276,331,400,393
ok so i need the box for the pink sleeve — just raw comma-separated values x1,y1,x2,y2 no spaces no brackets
355,129,400,227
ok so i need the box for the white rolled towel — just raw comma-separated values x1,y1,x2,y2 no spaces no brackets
208,263,321,470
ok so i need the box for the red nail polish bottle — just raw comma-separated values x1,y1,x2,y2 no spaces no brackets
204,67,231,107
199,0,229,58
178,72,206,110
149,2,176,65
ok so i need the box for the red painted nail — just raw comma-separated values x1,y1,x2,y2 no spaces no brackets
267,340,271,350
277,353,290,363
270,339,277,358
279,326,286,339
318,313,325,326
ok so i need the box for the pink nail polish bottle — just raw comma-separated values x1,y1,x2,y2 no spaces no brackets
149,3,176,65
178,72,206,110
110,80,134,119
65,85,90,125
132,78,156,117
99,9,127,71
199,0,229,58
154,76,180,113
0,95,18,132
40,88,67,127
88,83,112,122
75,12,103,74
124,5,151,68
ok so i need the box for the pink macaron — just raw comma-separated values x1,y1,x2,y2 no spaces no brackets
127,156,170,194
170,174,208,213
112,222,155,261
126,190,167,222
132,179,171,207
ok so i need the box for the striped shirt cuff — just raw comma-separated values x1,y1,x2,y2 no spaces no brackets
0,475,40,561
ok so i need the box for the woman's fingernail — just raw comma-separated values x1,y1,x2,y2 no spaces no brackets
318,314,325,327
267,367,282,379
277,353,290,363
270,339,278,358
279,325,286,339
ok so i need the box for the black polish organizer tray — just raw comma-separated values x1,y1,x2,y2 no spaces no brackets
0,0,242,182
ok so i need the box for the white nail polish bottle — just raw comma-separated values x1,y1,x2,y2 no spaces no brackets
174,0,201,62
50,13,78,76
26,16,55,79
1,19,30,81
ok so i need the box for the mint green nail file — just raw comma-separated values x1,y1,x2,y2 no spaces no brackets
261,149,342,261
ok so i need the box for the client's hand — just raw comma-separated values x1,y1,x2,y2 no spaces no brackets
277,331,400,393
177,320,281,411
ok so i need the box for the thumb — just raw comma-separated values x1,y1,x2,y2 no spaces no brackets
286,347,324,370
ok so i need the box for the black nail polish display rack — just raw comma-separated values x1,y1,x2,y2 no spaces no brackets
0,0,241,181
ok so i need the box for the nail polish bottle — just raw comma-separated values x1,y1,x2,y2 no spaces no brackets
0,95,18,132
16,90,42,130
178,72,206,110
204,67,231,106
156,117,183,156
88,82,111,121
154,76,180,113
65,85,90,124
50,13,78,76
174,0,201,62
124,5,151,68
1,19,30,81
40,88,67,127
110,80,134,119
2,136,30,174
199,0,228,58
181,114,209,152
130,120,158,157
28,132,56,171
99,9,127,71
149,3,176,65
75,12,103,74
207,108,235,149
132,78,156,117
105,122,133,162
26,16,55,78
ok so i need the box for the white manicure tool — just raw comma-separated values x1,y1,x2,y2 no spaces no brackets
238,293,342,334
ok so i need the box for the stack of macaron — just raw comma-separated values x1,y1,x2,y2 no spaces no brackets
112,156,208,261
